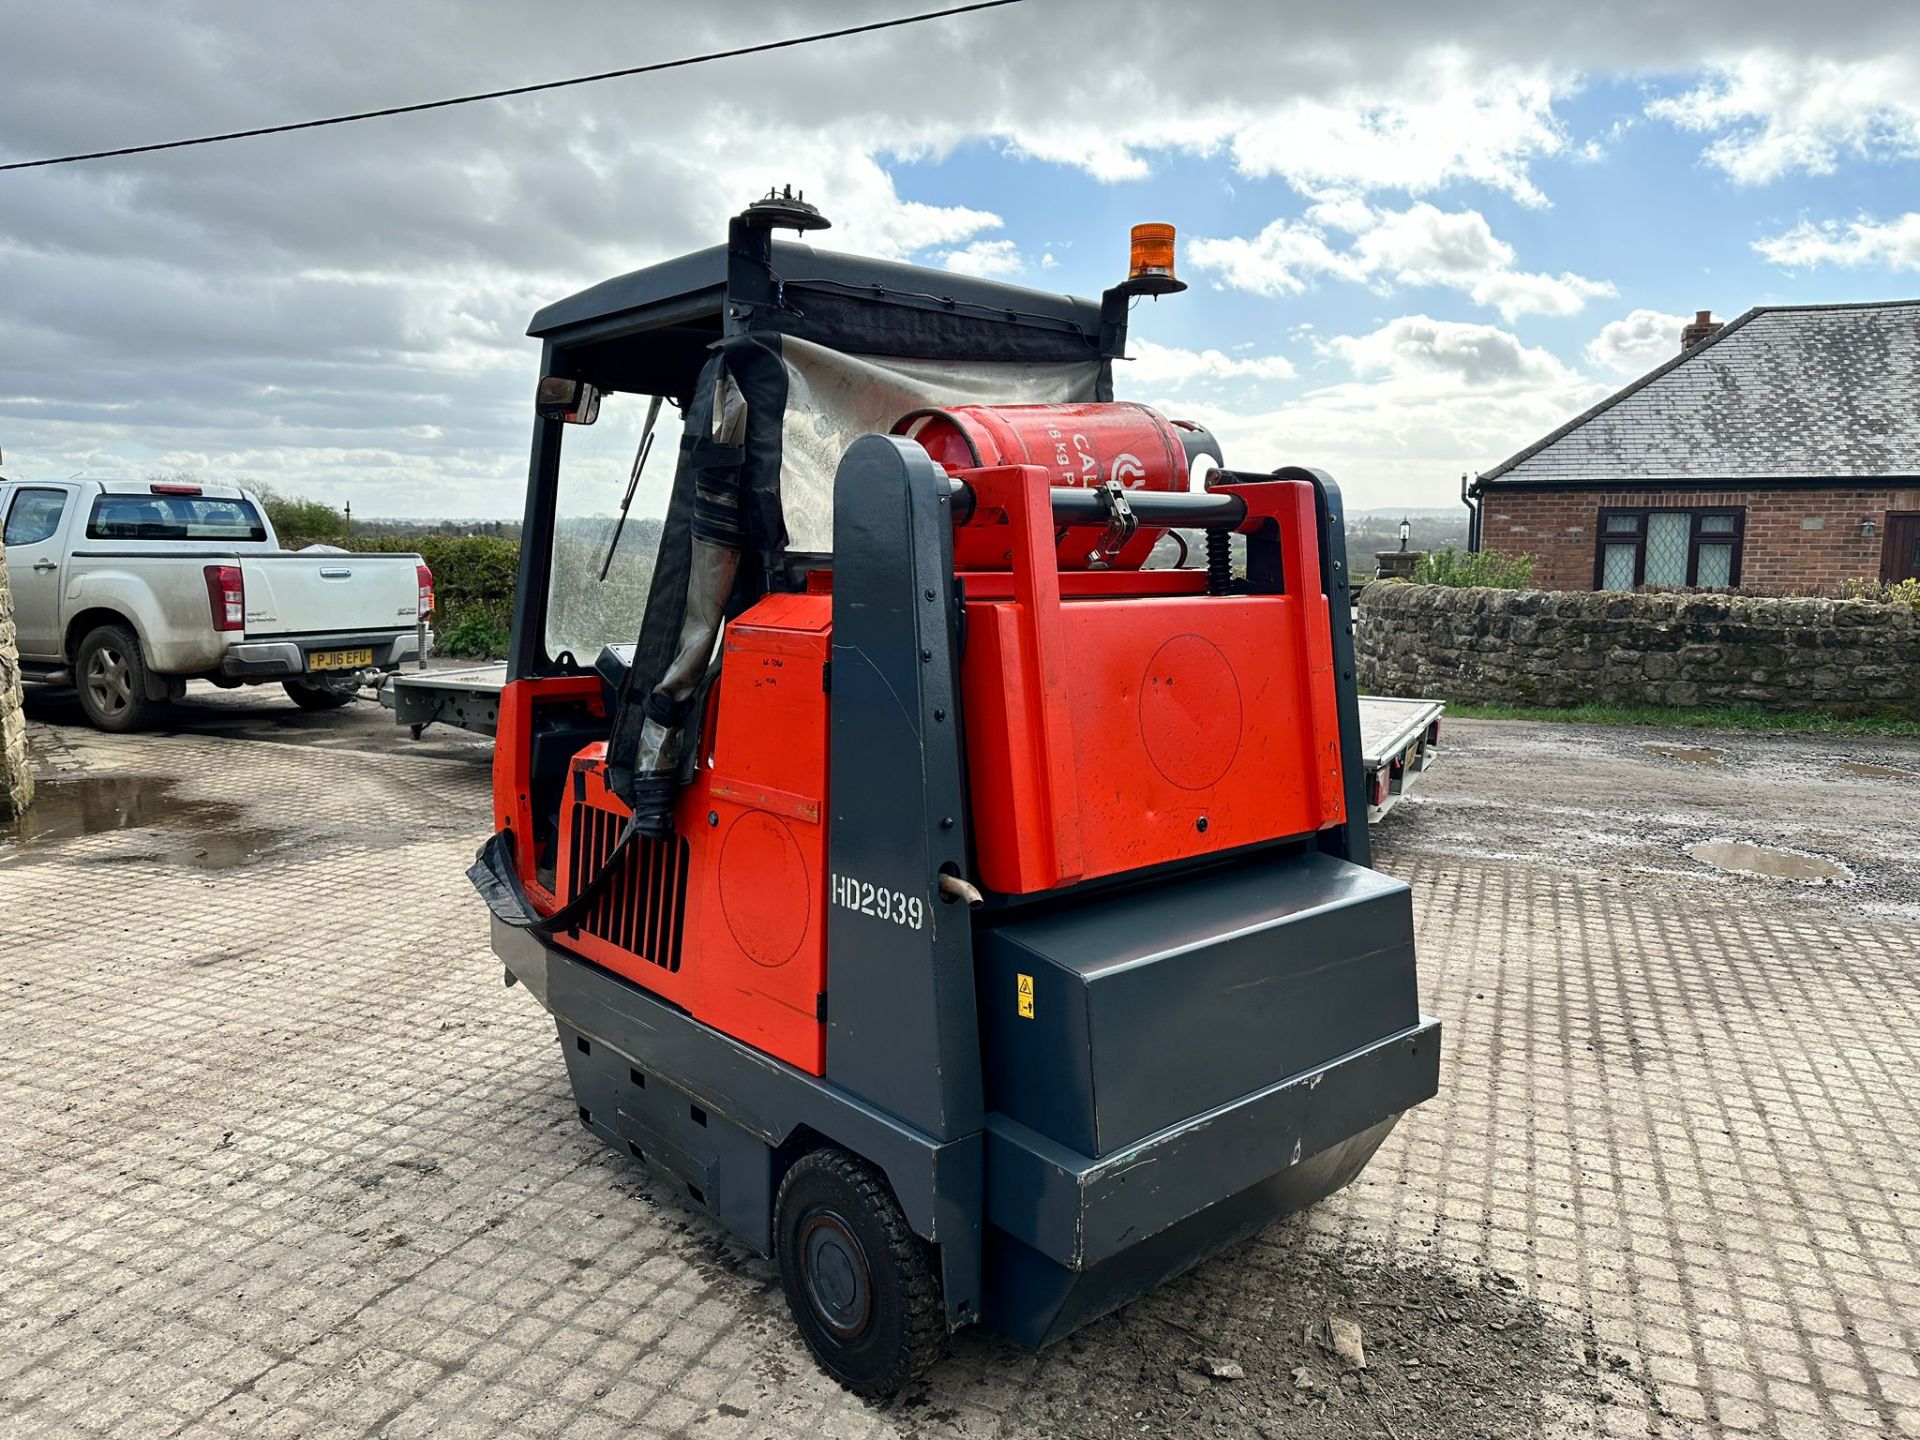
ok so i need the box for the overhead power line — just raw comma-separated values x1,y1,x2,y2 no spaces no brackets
0,0,1028,174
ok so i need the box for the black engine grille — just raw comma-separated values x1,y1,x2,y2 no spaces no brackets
565,803,691,972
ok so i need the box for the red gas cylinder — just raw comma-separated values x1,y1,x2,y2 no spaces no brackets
893,402,1192,571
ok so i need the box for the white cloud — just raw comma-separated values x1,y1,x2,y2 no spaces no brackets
1137,316,1605,508
1188,202,1613,320
6,3,1920,513
1185,220,1365,298
1121,340,1296,388
941,238,1025,277
1225,62,1571,207
1648,52,1920,184
1325,315,1576,387
1753,213,1920,270
1465,269,1615,320
1585,309,1693,375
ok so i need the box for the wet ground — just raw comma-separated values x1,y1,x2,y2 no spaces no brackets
2,685,1918,1439
18,672,493,765
1374,720,1920,919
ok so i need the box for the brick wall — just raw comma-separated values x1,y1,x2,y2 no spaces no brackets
0,534,36,818
1476,485,1920,590
1357,582,1920,715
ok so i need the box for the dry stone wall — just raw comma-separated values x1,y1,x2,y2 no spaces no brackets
0,536,34,817
1357,582,1920,715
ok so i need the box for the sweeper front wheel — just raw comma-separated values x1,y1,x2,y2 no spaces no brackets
774,1147,944,1397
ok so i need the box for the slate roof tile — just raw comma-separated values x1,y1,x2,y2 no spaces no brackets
1481,300,1920,484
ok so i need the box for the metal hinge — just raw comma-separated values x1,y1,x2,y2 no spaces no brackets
1086,480,1139,569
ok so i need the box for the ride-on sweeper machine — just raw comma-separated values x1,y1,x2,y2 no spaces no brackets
471,192,1440,1395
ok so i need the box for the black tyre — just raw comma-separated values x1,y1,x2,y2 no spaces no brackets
282,679,356,711
774,1148,944,1397
76,624,161,732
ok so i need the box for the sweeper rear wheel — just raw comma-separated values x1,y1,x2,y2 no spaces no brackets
774,1147,944,1397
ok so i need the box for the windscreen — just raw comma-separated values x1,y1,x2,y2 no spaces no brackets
545,393,681,666
87,494,266,541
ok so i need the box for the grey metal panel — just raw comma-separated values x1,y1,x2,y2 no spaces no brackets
974,929,1097,1153
492,920,987,1327
824,436,985,1145
507,382,565,681
984,1118,1399,1350
562,1026,774,1250
984,1017,1440,1271
1281,466,1371,868
976,853,1418,1156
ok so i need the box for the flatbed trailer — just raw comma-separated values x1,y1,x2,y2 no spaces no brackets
1358,695,1444,823
379,662,507,739
381,667,1447,828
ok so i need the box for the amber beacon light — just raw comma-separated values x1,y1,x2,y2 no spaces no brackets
1125,222,1186,295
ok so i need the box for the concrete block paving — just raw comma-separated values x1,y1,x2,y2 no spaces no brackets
2,708,1917,1438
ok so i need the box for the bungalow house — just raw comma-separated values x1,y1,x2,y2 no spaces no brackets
1468,301,1920,591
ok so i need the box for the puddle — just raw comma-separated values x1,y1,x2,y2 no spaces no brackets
1644,743,1723,765
1839,760,1918,780
0,774,279,870
1686,839,1852,883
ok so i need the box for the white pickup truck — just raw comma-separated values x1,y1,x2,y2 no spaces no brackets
1,477,432,731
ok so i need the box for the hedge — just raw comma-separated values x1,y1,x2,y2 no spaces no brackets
283,531,519,658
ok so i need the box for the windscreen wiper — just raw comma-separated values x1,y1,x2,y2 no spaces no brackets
598,393,664,582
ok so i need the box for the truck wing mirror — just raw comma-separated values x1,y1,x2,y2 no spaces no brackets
536,377,601,425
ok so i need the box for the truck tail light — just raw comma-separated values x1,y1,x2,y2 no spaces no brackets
203,564,244,632
416,563,435,616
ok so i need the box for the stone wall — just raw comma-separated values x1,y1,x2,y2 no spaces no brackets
0,535,34,818
1357,582,1920,714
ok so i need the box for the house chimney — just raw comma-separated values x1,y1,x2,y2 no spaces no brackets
1680,309,1722,351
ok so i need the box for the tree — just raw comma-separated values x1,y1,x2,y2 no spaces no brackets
242,481,347,542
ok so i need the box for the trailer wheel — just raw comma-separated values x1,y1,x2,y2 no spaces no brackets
282,679,356,711
75,624,162,732
774,1148,944,1397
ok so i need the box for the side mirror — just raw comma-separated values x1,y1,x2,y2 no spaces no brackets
536,377,601,425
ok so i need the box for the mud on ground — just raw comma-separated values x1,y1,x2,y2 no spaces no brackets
907,1236,1607,1439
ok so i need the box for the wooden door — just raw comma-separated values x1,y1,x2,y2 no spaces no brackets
1884,512,1920,583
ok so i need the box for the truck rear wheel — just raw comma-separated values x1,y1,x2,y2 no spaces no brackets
282,679,356,711
775,1148,944,1397
76,624,162,733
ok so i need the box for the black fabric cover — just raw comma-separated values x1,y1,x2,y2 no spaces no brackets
605,333,791,807
755,284,1102,366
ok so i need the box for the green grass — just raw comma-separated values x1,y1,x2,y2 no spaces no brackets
1438,701,1920,738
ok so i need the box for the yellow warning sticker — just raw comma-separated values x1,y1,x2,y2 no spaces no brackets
1016,972,1035,1020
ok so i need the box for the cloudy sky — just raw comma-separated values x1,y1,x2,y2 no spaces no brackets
4,0,1920,518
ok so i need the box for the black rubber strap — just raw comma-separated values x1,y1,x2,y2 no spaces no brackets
467,824,637,935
